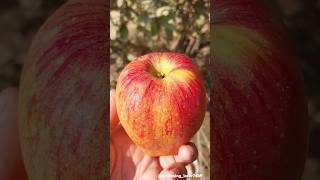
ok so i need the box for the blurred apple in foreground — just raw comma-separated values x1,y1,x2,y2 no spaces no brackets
116,52,206,156
18,0,108,179
211,0,309,180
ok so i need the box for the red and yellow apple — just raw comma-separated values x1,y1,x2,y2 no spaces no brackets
211,0,309,180
116,52,206,156
18,0,108,179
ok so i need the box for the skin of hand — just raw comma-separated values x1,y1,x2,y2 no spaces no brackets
0,87,28,180
110,89,198,180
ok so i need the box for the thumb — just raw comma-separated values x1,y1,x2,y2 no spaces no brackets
110,89,119,133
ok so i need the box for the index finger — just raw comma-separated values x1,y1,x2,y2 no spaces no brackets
110,89,119,133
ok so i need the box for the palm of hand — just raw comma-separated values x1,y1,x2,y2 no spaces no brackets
110,127,163,180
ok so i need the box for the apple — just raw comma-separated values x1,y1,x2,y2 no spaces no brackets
18,0,108,179
211,0,309,180
116,52,206,156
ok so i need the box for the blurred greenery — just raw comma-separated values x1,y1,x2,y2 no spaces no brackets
110,0,210,90
0,0,66,90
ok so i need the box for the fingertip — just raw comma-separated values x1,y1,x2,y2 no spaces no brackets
110,89,116,109
177,142,198,163
110,89,119,132
160,143,198,169
110,89,116,98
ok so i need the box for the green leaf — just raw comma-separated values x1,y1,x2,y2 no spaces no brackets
150,19,160,36
127,54,136,61
138,13,150,26
160,16,174,30
165,28,173,40
119,24,128,41
123,7,132,19
195,0,207,14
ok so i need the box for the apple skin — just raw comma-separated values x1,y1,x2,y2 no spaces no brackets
116,52,206,156
211,0,309,180
18,0,108,179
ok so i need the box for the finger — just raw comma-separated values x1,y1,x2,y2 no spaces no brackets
176,142,198,164
110,89,119,132
159,142,198,169
109,139,116,175
158,163,187,180
0,87,28,180
0,87,18,125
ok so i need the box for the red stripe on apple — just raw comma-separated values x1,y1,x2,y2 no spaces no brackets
18,0,108,179
212,0,308,180
116,52,206,157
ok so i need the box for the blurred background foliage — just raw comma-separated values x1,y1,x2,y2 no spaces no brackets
0,0,319,179
110,0,210,90
0,0,64,90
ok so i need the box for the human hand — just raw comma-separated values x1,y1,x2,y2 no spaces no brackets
0,87,27,180
109,89,198,180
